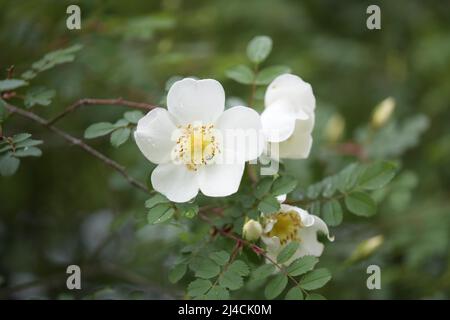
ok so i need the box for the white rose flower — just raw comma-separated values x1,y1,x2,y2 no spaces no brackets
134,78,264,203
261,203,333,266
261,74,315,159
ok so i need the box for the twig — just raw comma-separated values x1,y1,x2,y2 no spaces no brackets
199,212,268,261
6,65,15,79
5,103,149,194
333,141,367,161
47,98,156,125
199,211,307,293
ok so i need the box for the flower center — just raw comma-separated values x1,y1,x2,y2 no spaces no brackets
173,123,220,171
266,211,302,245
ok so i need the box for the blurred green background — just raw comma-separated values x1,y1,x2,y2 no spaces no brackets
0,0,449,299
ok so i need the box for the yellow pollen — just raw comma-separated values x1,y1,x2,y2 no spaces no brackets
174,123,219,171
266,211,302,245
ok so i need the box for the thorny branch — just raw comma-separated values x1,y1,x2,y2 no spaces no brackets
47,98,156,125
5,96,298,283
4,95,309,297
5,103,149,193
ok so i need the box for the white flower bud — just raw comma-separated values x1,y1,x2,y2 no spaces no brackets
348,235,384,263
324,114,345,143
372,97,395,128
242,219,263,241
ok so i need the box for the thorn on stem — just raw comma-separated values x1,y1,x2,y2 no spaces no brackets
6,65,15,79
251,244,264,255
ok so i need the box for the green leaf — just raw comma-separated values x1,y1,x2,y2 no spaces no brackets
347,165,366,190
147,203,175,224
225,65,254,84
209,251,230,266
110,127,131,147
252,264,276,281
254,177,273,199
306,183,322,199
14,147,42,157
24,87,56,108
15,139,43,149
30,44,83,73
157,208,175,224
219,270,243,291
285,287,304,300
0,79,28,92
300,268,332,290
195,258,220,279
223,206,242,218
335,163,360,192
287,256,319,276
187,279,212,297
271,175,298,196
255,65,291,85
367,115,429,158
195,258,221,279
84,122,116,139
247,35,273,64
1,135,41,157
0,153,20,176
124,110,144,124
12,133,32,143
277,242,299,264
228,260,250,276
322,177,338,197
247,208,259,220
310,201,321,216
21,70,36,81
238,195,255,208
322,200,343,226
306,293,326,300
358,161,398,190
114,118,129,127
345,192,376,217
0,144,12,153
258,195,280,214
264,274,288,299
188,256,204,271
176,203,199,219
206,286,230,300
168,264,187,284
145,193,169,208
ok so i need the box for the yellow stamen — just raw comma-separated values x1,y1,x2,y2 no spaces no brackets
174,123,220,171
266,211,302,245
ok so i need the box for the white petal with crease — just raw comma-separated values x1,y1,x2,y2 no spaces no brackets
265,74,315,114
134,108,177,164
198,161,245,197
167,78,225,124
261,100,298,143
151,163,199,203
216,106,264,162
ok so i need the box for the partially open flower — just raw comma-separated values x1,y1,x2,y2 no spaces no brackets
261,74,315,159
243,219,263,241
261,204,333,266
135,78,264,202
